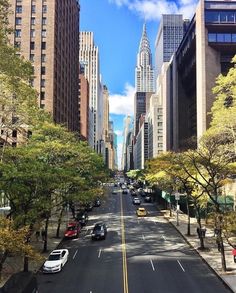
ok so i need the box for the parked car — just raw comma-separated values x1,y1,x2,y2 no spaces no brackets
64,222,81,239
112,189,118,194
76,211,88,226
93,198,101,207
136,207,147,217
43,249,69,273
144,195,151,203
122,189,128,194
133,197,141,205
91,223,107,240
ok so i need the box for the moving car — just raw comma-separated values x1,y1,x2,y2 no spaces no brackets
136,207,147,217
112,189,118,194
91,223,107,240
122,189,128,194
133,197,141,205
76,211,88,226
64,222,81,239
43,249,69,273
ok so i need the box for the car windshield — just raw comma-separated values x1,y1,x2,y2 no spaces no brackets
94,225,103,231
48,254,61,261
67,226,76,231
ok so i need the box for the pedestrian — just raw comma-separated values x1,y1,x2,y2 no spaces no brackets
216,238,221,252
196,227,200,238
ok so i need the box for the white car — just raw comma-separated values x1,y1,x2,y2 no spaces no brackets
133,197,141,205
43,249,69,273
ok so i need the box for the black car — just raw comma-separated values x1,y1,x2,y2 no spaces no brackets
91,223,107,240
144,195,151,202
76,211,88,226
93,199,101,207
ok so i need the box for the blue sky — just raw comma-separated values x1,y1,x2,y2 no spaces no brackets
80,0,198,165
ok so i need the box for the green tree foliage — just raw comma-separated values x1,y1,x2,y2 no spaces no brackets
211,55,236,153
0,217,41,277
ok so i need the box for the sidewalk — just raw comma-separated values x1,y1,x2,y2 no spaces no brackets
159,208,236,293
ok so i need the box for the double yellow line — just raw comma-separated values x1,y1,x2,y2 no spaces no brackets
120,194,129,293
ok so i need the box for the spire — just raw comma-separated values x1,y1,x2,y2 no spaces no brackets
139,22,151,54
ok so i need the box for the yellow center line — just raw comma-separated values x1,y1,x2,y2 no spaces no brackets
120,193,129,293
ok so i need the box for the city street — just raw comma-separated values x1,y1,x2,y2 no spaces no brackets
37,190,231,293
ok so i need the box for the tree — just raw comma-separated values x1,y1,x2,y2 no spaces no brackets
211,55,236,154
0,217,41,277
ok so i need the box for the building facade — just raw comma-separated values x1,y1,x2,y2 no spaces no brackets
79,64,89,141
79,32,101,148
9,0,80,132
172,0,236,150
155,14,186,77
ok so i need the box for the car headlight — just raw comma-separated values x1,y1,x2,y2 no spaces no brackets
100,232,104,236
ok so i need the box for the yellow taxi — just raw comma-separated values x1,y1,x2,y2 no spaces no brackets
136,207,147,217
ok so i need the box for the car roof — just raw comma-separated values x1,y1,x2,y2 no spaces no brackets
134,197,139,200
51,249,66,254
94,222,105,226
138,207,145,211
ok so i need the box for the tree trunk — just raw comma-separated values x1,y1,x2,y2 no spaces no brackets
196,205,205,250
56,206,64,238
220,235,227,272
186,194,191,236
23,255,29,272
43,217,49,253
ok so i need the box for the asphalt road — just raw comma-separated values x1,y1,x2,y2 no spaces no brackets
37,188,232,293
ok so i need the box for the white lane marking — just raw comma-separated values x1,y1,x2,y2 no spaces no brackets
98,249,102,258
150,259,155,271
73,249,78,259
162,235,166,241
142,234,145,240
177,260,185,272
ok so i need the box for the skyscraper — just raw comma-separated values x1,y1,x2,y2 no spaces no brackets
9,0,80,132
135,23,154,92
79,32,101,148
155,15,185,77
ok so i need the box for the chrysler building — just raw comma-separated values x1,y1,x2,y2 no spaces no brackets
135,23,154,92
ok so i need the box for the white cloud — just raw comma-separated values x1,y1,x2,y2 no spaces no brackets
115,130,123,136
109,83,135,116
109,0,198,20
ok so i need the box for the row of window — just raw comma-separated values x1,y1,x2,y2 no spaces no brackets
15,29,47,38
16,5,47,14
16,17,47,25
205,10,236,23
208,33,236,43
15,41,47,50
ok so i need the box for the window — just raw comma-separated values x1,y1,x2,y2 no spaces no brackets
41,54,46,62
42,5,47,13
16,5,22,13
30,54,34,62
15,17,22,25
30,41,35,50
205,11,219,23
40,92,45,100
30,29,35,38
42,17,47,25
15,29,21,37
232,34,236,43
14,41,21,48
224,34,231,42
208,33,216,42
12,130,17,138
31,17,35,25
41,66,46,75
41,42,46,50
41,79,45,87
40,104,45,109
31,5,36,13
220,12,227,23
217,33,224,42
42,30,46,38
12,142,17,147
